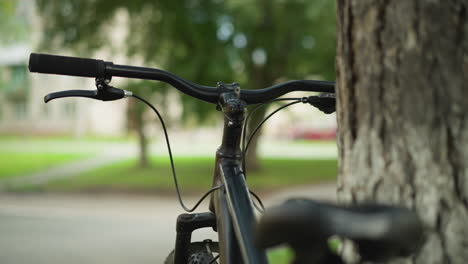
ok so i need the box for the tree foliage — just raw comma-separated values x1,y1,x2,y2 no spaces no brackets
36,0,335,115
36,0,336,168
0,0,29,44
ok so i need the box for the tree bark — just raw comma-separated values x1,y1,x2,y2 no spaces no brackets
127,98,149,168
135,109,149,168
245,104,267,172
245,61,274,172
336,0,467,263
244,0,275,172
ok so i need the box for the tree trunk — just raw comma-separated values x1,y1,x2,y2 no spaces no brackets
128,98,150,168
135,110,149,168
336,0,467,263
245,62,274,172
246,105,267,172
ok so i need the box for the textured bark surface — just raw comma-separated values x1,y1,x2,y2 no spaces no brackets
336,0,468,263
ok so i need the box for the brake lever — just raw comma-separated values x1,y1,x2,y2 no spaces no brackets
44,78,132,103
303,93,336,114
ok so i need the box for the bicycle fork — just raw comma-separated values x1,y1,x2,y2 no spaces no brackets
174,212,217,264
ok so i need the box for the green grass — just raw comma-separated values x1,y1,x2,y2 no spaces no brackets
0,135,131,143
0,152,89,179
37,157,337,193
268,247,294,264
264,238,341,264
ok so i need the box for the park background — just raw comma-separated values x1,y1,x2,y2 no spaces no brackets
0,0,337,263
0,0,337,195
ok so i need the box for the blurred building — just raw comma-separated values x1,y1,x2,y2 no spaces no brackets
0,0,127,137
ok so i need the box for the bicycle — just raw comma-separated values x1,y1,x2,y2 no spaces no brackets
28,53,425,264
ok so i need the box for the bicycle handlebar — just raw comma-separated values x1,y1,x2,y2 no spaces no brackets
29,53,110,78
29,53,335,104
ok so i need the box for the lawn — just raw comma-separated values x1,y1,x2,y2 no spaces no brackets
268,247,294,264
267,238,340,264
0,135,131,143
0,152,89,179
37,156,337,193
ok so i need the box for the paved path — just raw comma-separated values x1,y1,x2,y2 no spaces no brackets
0,183,336,264
0,152,133,189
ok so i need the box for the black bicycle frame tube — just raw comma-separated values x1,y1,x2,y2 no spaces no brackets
210,87,268,264
212,185,243,263
220,159,267,263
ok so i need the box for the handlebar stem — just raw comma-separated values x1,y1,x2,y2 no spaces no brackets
217,89,246,160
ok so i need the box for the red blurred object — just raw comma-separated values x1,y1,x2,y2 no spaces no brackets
291,128,336,140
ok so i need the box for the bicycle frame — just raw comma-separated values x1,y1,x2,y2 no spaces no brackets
173,84,268,264
28,53,336,264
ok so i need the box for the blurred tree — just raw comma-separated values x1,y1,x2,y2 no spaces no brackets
0,0,29,44
36,0,335,170
124,81,157,168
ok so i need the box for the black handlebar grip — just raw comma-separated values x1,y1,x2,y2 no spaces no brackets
29,53,110,78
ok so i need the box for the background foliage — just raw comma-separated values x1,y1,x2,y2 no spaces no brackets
36,0,335,114
0,1,29,44
35,0,336,168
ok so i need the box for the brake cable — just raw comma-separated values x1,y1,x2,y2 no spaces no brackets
242,96,335,212
132,94,222,212
132,94,319,213
241,99,304,176
241,98,302,166
250,190,266,213
241,98,304,213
